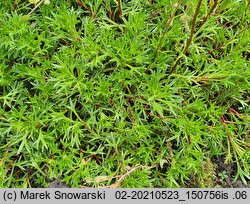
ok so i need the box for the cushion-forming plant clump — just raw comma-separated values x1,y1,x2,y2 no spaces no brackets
0,0,249,187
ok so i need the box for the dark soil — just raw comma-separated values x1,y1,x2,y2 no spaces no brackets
48,180,70,188
212,156,250,188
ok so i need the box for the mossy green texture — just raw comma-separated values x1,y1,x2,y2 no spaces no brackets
0,0,249,187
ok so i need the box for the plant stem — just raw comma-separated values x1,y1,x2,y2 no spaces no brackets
197,0,219,33
27,0,44,15
117,0,123,17
169,0,202,74
151,0,183,65
76,0,94,17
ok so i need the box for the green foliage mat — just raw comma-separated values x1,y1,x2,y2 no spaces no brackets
0,0,249,187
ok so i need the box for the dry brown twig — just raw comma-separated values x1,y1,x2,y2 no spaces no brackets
27,0,44,15
79,163,160,188
79,164,142,188
107,164,142,188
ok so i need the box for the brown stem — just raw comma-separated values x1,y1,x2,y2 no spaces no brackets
169,0,202,74
183,0,202,54
151,0,183,64
108,164,142,188
197,0,219,33
102,0,112,19
27,0,44,15
117,0,123,17
76,0,93,16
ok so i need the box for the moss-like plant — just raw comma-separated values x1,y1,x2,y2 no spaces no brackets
0,0,249,187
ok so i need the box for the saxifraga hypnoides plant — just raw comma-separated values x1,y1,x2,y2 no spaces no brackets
0,0,249,187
